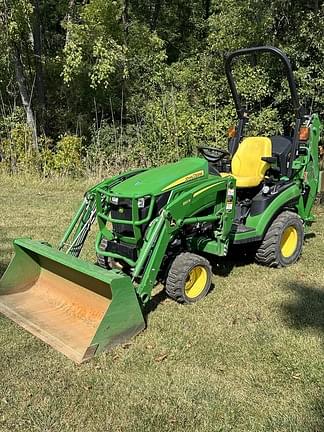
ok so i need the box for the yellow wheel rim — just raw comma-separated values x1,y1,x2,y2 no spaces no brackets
280,226,298,258
185,266,208,299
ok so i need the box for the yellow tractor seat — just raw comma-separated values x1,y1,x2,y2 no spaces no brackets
221,136,272,187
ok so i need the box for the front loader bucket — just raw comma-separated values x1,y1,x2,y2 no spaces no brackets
0,239,145,363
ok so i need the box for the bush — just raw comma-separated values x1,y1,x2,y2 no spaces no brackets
0,125,83,177
0,123,36,174
85,124,136,176
53,135,83,176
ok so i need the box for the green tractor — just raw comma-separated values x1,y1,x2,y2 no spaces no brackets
0,46,322,363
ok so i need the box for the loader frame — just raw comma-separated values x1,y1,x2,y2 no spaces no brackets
59,173,236,303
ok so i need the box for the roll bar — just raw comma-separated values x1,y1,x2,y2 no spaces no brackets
225,46,302,118
224,46,304,178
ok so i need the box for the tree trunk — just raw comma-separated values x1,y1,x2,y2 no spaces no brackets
32,0,46,118
151,0,162,30
121,0,129,123
65,0,76,45
13,44,38,151
121,0,129,41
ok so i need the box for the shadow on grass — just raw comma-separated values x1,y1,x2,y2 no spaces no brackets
282,281,324,431
145,244,256,316
209,244,256,277
145,289,167,316
304,232,316,241
145,279,217,317
282,282,324,332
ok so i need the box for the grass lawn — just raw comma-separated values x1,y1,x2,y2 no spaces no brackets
0,176,324,432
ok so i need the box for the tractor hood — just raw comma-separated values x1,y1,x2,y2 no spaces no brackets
110,158,209,197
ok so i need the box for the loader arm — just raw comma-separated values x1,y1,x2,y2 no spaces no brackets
134,176,236,302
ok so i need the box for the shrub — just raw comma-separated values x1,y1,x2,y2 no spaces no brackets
0,123,36,174
53,135,83,176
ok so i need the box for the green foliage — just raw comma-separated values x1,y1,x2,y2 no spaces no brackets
0,0,323,176
2,0,33,42
0,111,82,176
53,135,83,175
85,123,133,176
0,124,34,173
248,107,283,136
63,0,126,89
0,108,35,173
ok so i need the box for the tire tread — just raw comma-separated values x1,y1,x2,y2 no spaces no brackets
255,211,304,268
166,252,212,303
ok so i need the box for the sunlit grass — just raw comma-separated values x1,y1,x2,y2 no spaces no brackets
0,176,324,431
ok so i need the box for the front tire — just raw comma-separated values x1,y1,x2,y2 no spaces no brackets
96,238,111,269
255,211,304,268
165,253,212,304
96,238,122,270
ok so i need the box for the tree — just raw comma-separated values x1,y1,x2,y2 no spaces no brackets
1,0,38,149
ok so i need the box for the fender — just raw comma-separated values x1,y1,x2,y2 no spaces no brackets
233,183,301,244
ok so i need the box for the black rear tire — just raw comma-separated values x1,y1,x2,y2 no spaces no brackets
255,211,304,268
165,253,212,304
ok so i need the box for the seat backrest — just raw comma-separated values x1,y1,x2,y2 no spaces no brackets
231,137,272,180
271,136,293,177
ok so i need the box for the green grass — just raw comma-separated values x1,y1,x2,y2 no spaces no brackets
0,176,324,432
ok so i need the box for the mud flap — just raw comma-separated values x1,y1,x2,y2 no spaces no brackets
0,239,145,363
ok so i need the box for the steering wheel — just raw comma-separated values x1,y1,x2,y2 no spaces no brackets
198,146,230,163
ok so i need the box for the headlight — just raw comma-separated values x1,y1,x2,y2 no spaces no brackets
110,196,119,205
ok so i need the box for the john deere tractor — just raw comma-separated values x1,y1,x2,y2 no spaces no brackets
0,46,321,363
